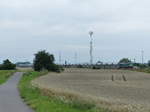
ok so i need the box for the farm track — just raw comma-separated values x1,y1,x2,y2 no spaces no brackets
32,68,150,112
0,72,33,112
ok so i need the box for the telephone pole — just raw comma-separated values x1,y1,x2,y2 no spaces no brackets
59,52,62,65
142,50,144,64
89,31,94,65
74,52,77,64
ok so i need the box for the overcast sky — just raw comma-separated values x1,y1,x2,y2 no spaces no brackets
0,0,150,64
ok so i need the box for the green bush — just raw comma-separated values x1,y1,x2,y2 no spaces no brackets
0,59,16,70
92,66,100,69
77,65,84,68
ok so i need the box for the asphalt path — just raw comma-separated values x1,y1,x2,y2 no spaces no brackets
0,72,33,112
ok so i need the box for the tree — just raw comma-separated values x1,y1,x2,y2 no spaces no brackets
0,59,16,70
33,50,62,72
148,60,150,66
118,58,131,64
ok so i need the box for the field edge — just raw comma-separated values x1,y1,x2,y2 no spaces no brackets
18,71,109,112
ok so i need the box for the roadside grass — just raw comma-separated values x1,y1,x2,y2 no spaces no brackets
0,70,16,84
18,71,107,112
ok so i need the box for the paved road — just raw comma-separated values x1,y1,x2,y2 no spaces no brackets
0,72,33,112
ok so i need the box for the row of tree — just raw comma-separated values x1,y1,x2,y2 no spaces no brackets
0,50,62,72
1,51,148,71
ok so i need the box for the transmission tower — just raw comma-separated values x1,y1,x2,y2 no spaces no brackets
89,31,94,65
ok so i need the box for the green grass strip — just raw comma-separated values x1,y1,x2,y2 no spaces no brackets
18,71,107,112
0,70,15,84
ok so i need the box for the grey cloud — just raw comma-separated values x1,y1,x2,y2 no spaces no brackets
0,0,150,63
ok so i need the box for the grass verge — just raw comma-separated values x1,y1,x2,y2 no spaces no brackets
0,70,16,84
18,71,107,112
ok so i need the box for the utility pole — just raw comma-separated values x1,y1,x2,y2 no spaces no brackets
134,58,136,63
142,50,144,64
89,31,94,65
74,52,77,64
59,52,62,65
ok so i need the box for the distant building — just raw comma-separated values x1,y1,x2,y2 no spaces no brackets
16,62,32,67
118,63,134,69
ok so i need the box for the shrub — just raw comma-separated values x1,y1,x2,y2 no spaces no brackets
77,65,83,68
0,59,16,70
92,66,100,69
